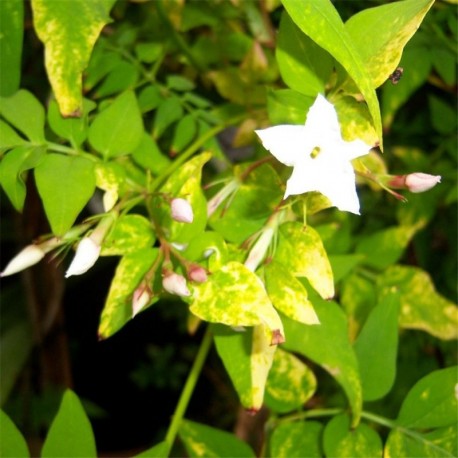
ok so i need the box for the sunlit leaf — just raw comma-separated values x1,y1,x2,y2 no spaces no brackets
31,0,115,116
0,410,30,457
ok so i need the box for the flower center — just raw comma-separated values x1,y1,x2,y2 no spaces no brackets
310,146,321,159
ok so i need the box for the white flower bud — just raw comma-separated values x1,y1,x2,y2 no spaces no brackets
1,245,46,277
65,237,101,278
132,284,151,317
188,265,208,283
405,173,441,193
162,272,191,297
171,198,194,223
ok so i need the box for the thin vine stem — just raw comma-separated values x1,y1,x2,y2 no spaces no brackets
163,326,213,456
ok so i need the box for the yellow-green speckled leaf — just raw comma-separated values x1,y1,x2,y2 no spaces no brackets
101,214,155,256
346,0,434,88
377,265,458,340
264,261,319,325
250,325,277,410
335,96,378,146
265,348,317,414
31,0,115,116
191,262,283,336
323,413,383,458
99,248,158,339
275,222,334,300
95,162,126,212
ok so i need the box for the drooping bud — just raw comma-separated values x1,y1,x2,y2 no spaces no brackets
1,245,46,277
65,237,101,278
1,238,62,277
405,173,441,193
188,264,208,283
171,198,194,223
162,271,191,297
244,228,274,272
132,283,152,317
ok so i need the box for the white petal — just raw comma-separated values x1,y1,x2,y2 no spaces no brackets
303,94,341,142
1,245,45,277
255,125,310,166
65,237,101,277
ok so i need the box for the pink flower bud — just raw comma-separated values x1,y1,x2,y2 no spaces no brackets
171,198,194,223
162,271,191,297
132,284,152,317
65,237,101,278
188,265,208,283
405,173,441,193
1,245,45,277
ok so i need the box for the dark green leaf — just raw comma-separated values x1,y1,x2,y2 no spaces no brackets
0,0,23,96
132,133,171,175
153,96,184,139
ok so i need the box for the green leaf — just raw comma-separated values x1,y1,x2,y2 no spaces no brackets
377,265,458,340
0,89,45,142
95,61,139,98
397,367,458,429
153,96,184,139
0,146,45,211
171,114,197,155
277,12,333,96
275,222,334,300
88,91,143,158
323,414,383,458
270,421,323,458
138,85,164,113
31,0,115,116
98,249,158,339
354,289,400,401
282,297,362,427
135,42,163,64
381,42,432,127
385,426,457,458
34,154,96,235
101,214,155,256
179,419,255,458
356,225,418,270
166,75,196,92
209,164,283,244
0,0,23,96
281,0,382,145
345,0,434,88
132,133,171,175
48,98,96,147
41,390,96,458
265,348,317,413
134,441,169,457
0,410,30,457
267,89,314,125
264,261,319,325
0,321,34,405
0,119,27,150
191,261,283,334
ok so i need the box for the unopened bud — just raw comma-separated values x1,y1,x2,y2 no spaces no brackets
132,284,152,317
171,198,194,223
188,265,208,283
65,237,101,278
1,245,46,277
162,271,191,297
405,173,441,193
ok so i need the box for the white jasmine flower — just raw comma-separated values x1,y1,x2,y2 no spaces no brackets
65,237,101,278
255,94,373,214
162,271,191,297
405,173,441,193
1,245,46,277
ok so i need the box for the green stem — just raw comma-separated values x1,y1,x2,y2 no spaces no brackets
163,327,213,456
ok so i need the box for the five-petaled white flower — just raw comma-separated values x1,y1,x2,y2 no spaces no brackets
255,94,373,214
